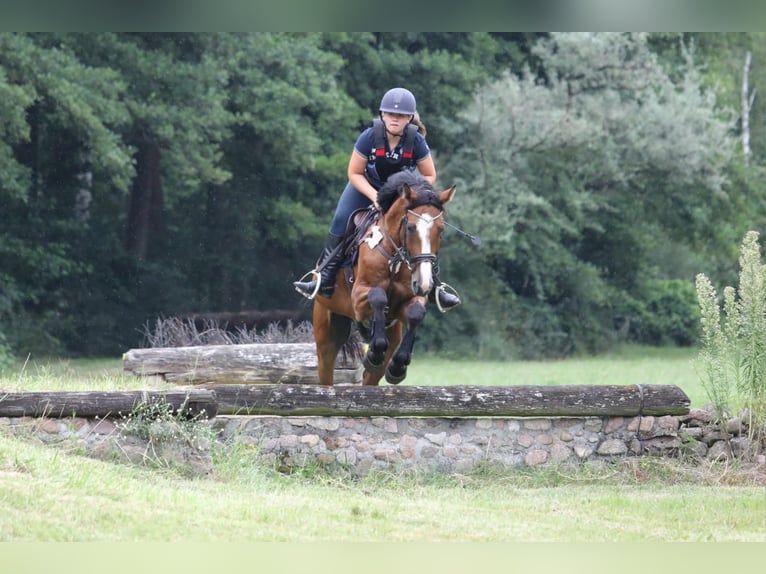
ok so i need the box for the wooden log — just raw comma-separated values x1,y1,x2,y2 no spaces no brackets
204,384,690,417
122,343,362,385
0,390,218,419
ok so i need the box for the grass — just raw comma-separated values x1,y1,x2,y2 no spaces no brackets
0,345,763,542
412,345,707,406
1,433,764,542
2,344,706,404
0,355,173,392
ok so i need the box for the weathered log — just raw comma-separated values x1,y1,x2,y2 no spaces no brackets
203,384,690,417
0,390,218,419
122,343,361,385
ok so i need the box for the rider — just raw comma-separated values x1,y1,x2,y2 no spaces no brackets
293,87,461,311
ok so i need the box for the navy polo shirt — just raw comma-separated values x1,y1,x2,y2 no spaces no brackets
353,126,431,190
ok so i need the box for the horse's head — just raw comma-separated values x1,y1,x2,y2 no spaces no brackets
378,172,456,297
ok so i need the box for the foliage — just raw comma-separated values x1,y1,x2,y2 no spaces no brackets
0,331,13,372
0,33,134,356
117,397,212,448
630,279,701,347
441,32,736,356
696,231,766,443
651,33,766,160
0,33,765,359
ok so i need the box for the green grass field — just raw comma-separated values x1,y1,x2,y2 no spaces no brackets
411,345,707,405
1,430,764,542
1,346,764,542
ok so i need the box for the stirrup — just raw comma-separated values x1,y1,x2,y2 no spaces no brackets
294,269,321,300
435,283,461,313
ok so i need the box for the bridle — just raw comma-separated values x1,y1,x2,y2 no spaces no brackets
376,207,443,278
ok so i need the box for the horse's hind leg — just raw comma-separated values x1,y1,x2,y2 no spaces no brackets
386,299,426,385
313,304,351,386
362,286,389,374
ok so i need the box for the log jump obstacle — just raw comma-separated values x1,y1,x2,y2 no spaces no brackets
0,384,689,419
1,384,692,474
122,343,363,385
0,344,696,474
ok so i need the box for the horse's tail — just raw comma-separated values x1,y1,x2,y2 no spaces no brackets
329,313,364,365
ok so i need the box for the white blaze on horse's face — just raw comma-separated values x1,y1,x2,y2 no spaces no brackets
411,212,439,296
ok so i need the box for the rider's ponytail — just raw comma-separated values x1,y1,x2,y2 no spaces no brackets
412,112,427,137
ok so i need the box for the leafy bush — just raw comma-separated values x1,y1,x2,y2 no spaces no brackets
0,330,13,372
633,279,700,346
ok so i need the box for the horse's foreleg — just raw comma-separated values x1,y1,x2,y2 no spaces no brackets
363,321,402,386
386,298,427,385
362,286,389,374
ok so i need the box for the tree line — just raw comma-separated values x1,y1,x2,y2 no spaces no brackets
1,32,764,363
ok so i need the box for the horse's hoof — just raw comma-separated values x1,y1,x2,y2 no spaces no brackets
363,353,384,374
385,366,407,385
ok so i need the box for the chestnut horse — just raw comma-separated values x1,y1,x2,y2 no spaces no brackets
312,171,456,386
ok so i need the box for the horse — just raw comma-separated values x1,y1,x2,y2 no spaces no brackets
312,171,456,386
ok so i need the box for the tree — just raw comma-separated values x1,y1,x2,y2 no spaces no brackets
2,32,758,360
440,33,736,357
0,33,134,354
182,33,360,311
320,33,542,155
61,33,234,260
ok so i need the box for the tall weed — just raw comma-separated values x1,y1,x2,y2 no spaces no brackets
696,231,766,443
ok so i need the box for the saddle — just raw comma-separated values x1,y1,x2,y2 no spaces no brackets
340,206,378,291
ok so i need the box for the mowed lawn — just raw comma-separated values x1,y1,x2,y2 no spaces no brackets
1,346,764,542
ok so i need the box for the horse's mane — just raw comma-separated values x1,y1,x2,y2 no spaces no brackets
377,171,442,214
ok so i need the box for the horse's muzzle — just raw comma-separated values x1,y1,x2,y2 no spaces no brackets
412,279,432,297
410,253,437,297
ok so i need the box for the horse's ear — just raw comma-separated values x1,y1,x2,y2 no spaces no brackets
439,185,456,205
402,183,417,202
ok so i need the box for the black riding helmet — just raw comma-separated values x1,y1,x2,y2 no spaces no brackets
379,87,416,115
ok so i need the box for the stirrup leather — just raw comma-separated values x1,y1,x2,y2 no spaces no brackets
435,283,461,313
294,269,321,300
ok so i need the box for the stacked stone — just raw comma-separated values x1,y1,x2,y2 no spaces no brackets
0,416,119,446
679,407,764,461
210,413,696,474
3,408,763,476
0,416,214,476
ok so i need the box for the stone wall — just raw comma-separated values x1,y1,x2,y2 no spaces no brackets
0,415,215,475
209,409,725,474
5,406,760,476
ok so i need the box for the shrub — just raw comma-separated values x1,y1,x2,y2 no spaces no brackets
0,330,13,372
635,279,701,346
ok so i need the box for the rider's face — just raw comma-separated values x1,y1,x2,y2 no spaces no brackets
381,112,413,136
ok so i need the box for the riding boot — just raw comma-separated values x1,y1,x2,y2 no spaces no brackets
430,263,461,312
293,233,344,299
